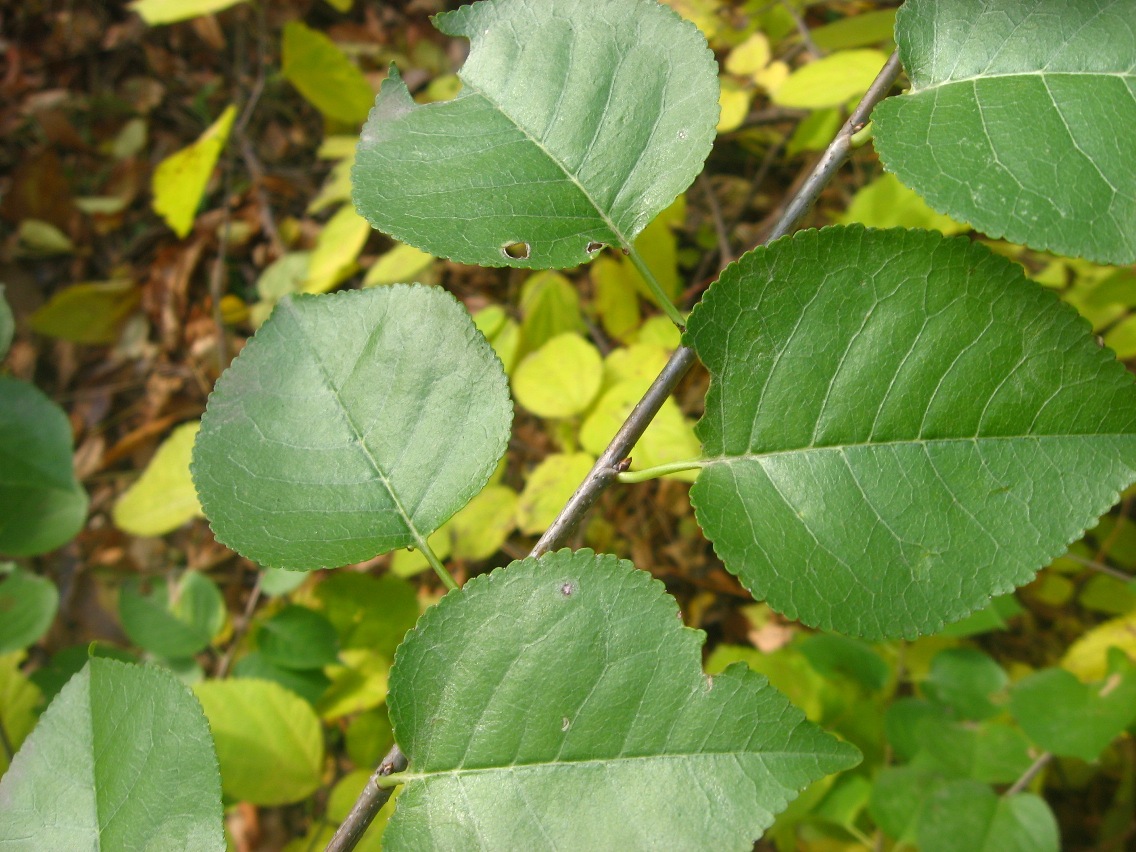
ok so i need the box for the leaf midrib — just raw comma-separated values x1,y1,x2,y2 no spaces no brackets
402,747,830,783
284,299,429,551
457,76,634,251
913,68,1136,95
703,432,1136,466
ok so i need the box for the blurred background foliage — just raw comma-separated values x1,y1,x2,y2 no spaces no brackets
1,0,1134,848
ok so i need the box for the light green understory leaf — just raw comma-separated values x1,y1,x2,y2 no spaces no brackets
119,571,225,660
873,0,1136,264
0,377,88,556
194,678,324,805
918,781,1059,852
352,0,719,269
0,659,224,849
192,285,512,570
113,421,203,536
281,21,374,125
685,226,1136,639
0,566,60,655
385,550,859,850
29,280,140,345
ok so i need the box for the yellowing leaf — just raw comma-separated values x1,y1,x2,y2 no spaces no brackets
754,60,789,94
474,306,522,375
30,280,139,345
773,50,889,109
725,33,771,78
130,0,247,25
1062,612,1136,682
450,485,518,561
18,220,73,255
152,105,236,238
307,155,354,214
717,79,751,133
591,256,641,342
519,271,584,355
318,649,389,720
0,652,41,775
304,205,371,293
113,422,203,536
839,174,970,235
282,21,374,125
322,0,353,11
636,315,682,349
363,243,435,288
512,333,603,419
516,453,595,535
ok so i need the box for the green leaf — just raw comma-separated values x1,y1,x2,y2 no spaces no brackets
0,652,42,776
869,766,947,844
346,708,394,768
796,634,889,692
923,648,1007,721
917,782,1058,852
0,284,12,359
519,271,584,355
363,243,435,288
29,280,139,345
873,0,1136,264
317,648,389,720
1010,656,1136,761
685,226,1136,639
130,0,247,25
256,605,339,670
232,652,330,705
152,105,235,239
112,421,203,536
282,21,374,125
512,332,603,418
0,377,88,556
29,643,137,703
351,0,718,269
0,566,59,654
119,571,225,659
0,658,223,849
260,566,308,597
194,678,324,805
385,550,860,849
935,593,1022,638
316,573,419,658
192,285,512,570
839,173,969,235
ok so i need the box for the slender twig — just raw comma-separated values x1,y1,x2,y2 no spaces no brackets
326,49,903,852
1064,553,1134,582
215,572,262,679
698,172,734,267
780,0,824,58
1005,752,1053,797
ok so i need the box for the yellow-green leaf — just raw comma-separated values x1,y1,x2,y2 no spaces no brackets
18,220,73,256
318,649,389,720
512,333,603,419
0,652,41,775
30,281,139,345
591,256,641,342
1062,612,1136,682
304,205,371,293
363,243,435,288
839,174,970,235
725,33,771,78
282,21,374,125
516,452,595,535
113,422,203,537
773,49,889,109
717,79,751,133
450,485,518,561
152,105,236,238
130,0,247,25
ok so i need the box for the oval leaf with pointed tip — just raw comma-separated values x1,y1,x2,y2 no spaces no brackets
351,0,718,269
192,285,512,570
873,0,1136,264
0,658,223,849
685,226,1136,639
385,550,859,849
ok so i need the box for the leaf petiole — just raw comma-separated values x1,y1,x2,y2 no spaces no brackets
624,244,686,329
375,772,407,789
616,459,706,484
415,534,459,592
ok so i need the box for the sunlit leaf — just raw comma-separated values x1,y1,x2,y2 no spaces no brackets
385,550,859,848
363,243,435,288
304,204,371,293
686,226,1136,638
194,678,323,805
516,452,595,535
449,484,518,561
152,105,236,238
282,21,374,125
0,378,88,556
318,648,389,720
811,9,896,51
839,173,969,236
352,0,718,268
130,0,247,25
113,421,203,536
0,652,41,776
192,285,512,570
512,332,603,418
1062,611,1136,681
773,49,888,109
873,0,1136,264
0,659,223,848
